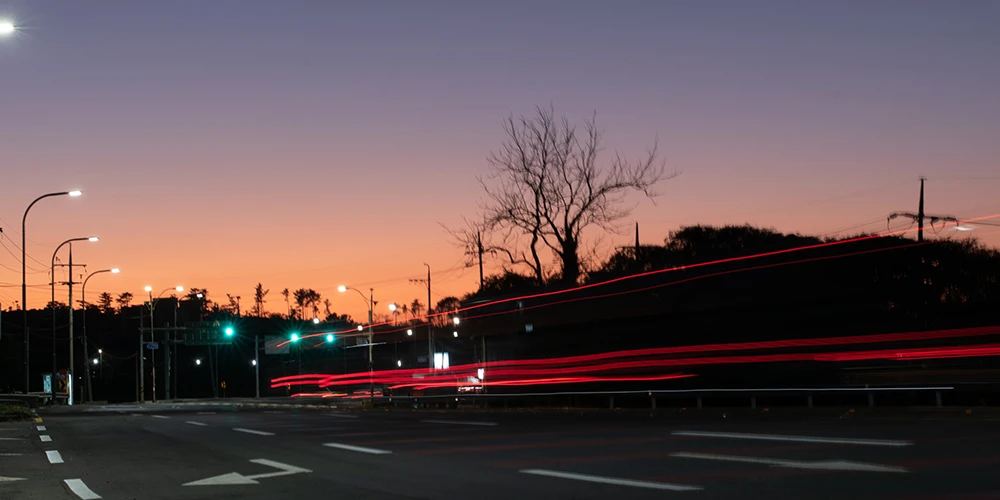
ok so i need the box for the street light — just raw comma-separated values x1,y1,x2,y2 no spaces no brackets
50,236,98,404
195,359,202,366
388,303,397,312
21,189,82,393
407,329,413,336
251,359,257,366
81,267,120,403
312,317,320,324
339,285,376,402
453,317,460,325
145,285,183,403
453,331,458,338
92,358,98,365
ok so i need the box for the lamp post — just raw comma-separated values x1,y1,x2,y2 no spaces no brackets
81,268,119,403
22,190,81,393
145,285,183,403
339,285,376,402
50,235,96,404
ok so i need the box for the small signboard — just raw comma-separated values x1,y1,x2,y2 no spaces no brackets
147,342,159,350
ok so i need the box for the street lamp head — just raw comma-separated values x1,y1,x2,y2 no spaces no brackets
68,190,82,197
111,268,120,274
397,360,402,367
144,285,153,293
0,20,15,35
97,349,102,354
407,329,413,336
337,285,347,293
175,286,184,292
453,331,458,338
357,325,364,331
312,317,320,324
92,358,99,365
453,317,460,325
195,359,202,366
196,293,203,298
88,236,99,242
251,359,257,366
388,303,397,312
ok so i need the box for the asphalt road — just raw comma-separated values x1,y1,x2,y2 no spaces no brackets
3,404,999,499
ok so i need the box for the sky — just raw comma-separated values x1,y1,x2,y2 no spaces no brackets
1,1,998,320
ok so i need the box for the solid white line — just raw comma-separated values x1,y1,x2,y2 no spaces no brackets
520,469,702,491
0,453,23,456
323,443,392,455
233,428,274,436
422,419,498,427
671,431,913,447
0,437,23,441
40,435,52,442
197,412,216,415
185,421,208,427
150,415,170,419
64,478,102,499
37,425,47,431
671,452,908,473
46,450,64,464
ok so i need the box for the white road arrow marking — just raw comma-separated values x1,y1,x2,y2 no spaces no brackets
671,452,909,473
0,476,27,482
183,459,312,486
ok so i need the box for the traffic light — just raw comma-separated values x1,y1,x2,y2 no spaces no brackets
325,334,334,343
224,326,234,337
290,333,300,342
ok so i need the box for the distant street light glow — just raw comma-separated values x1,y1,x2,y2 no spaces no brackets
88,236,99,242
175,286,184,292
453,317,460,325
92,358,99,365
68,190,82,197
195,359,202,366
407,329,413,336
388,303,397,312
397,360,402,367
144,285,152,292
313,317,320,324
453,331,458,338
251,359,257,366
111,268,120,274
357,325,364,331
337,285,347,293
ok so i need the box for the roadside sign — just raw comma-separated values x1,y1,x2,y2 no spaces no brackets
147,343,159,350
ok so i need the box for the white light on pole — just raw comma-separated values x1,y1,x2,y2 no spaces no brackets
337,285,347,293
0,20,16,36
397,360,402,367
92,358,99,365
195,359,202,366
111,268,120,274
388,303,397,312
453,317,460,325
407,329,413,336
357,325,364,331
453,331,458,338
68,190,82,197
251,359,257,366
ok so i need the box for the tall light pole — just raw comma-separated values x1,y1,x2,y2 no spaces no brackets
81,268,119,403
339,285,375,402
145,285,183,403
50,235,96,403
22,190,81,393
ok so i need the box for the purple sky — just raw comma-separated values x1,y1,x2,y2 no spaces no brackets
1,1,998,318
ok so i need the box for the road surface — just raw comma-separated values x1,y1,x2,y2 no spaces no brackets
2,404,998,499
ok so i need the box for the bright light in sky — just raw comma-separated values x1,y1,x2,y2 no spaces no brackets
0,21,16,36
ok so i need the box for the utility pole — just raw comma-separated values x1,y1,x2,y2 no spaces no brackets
477,232,484,291
138,310,144,402
888,177,958,241
411,264,433,369
67,244,75,405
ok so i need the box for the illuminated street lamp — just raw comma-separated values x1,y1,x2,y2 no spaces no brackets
407,329,413,336
388,303,397,312
453,317,460,325
339,285,376,402
453,331,458,338
22,189,82,393
0,20,15,36
195,359,202,366
82,267,120,402
50,235,98,404
312,317,320,324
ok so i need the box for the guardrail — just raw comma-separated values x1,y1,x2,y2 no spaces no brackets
365,386,962,410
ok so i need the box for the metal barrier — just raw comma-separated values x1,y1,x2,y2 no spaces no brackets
368,386,957,410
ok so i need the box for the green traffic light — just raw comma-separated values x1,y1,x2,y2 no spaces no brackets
325,334,334,343
290,333,300,342
224,326,234,337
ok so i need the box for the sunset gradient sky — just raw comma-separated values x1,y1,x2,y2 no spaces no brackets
2,1,998,320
